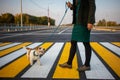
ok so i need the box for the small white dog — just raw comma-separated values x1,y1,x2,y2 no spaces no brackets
23,46,45,65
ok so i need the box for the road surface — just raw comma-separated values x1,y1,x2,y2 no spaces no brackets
0,26,120,80
0,26,120,42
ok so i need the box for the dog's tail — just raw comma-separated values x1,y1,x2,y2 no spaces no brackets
23,46,27,50
23,46,31,50
23,46,31,60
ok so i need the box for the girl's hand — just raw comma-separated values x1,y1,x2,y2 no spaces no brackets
87,23,93,30
66,1,72,8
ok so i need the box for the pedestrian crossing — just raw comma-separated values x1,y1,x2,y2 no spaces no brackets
53,43,79,79
0,42,11,47
0,42,120,80
111,42,120,47
0,42,32,57
78,43,115,79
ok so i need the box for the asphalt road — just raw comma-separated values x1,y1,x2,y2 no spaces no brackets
0,26,120,42
0,26,120,80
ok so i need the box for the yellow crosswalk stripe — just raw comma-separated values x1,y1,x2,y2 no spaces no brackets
0,42,53,78
91,42,120,77
111,42,120,47
0,42,32,57
40,42,53,50
0,55,29,78
0,42,11,47
53,42,79,79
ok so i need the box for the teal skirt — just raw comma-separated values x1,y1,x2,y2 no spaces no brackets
71,24,90,42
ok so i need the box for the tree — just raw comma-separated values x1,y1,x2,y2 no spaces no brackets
107,21,117,26
14,14,20,25
50,18,55,25
0,13,14,23
97,19,119,26
97,19,107,26
1,13,55,26
41,16,48,25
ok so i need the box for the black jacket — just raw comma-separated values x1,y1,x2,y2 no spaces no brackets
71,0,96,25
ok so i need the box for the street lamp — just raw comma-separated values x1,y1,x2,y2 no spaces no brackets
21,0,23,27
48,5,50,27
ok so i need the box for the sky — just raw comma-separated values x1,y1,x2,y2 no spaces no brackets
0,0,120,25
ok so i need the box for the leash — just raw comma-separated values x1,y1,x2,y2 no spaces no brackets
43,2,69,42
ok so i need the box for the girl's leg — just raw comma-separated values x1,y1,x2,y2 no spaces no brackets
83,42,92,67
67,40,77,65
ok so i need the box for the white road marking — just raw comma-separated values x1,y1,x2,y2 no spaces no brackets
77,42,114,79
21,42,64,78
0,43,42,68
58,27,70,34
100,42,120,56
0,43,21,50
0,34,24,39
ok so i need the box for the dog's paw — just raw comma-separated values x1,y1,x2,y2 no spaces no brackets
30,63,33,66
40,64,42,66
30,64,33,66
23,46,26,50
38,63,42,66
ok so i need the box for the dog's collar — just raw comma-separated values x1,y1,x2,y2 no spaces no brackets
33,51,39,57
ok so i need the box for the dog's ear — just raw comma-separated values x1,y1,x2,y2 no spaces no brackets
26,48,31,50
43,48,45,51
23,46,31,50
35,46,39,50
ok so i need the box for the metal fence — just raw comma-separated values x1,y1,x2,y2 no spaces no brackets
94,26,120,31
0,24,120,33
0,24,55,32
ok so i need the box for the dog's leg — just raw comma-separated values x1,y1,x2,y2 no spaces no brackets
26,52,29,60
37,58,41,66
25,49,31,61
30,58,33,65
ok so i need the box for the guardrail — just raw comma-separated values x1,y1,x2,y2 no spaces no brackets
93,26,120,31
1,25,120,33
0,25,55,33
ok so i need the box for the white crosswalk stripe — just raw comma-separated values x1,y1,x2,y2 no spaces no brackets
0,43,21,50
100,42,120,56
